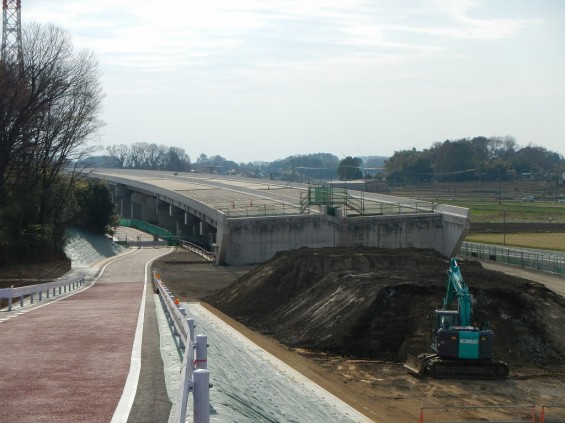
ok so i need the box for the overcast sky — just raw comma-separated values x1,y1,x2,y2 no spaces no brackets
23,0,565,163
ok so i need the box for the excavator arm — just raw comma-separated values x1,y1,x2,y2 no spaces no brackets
443,258,472,327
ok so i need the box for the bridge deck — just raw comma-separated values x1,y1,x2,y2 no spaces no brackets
91,169,437,218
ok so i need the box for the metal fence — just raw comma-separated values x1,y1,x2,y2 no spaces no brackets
119,218,181,245
419,404,565,423
540,404,565,423
460,242,565,276
419,404,536,423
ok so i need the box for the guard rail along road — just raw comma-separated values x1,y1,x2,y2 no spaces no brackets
153,272,210,423
0,275,86,311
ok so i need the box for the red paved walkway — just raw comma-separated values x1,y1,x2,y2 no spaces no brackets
0,248,166,423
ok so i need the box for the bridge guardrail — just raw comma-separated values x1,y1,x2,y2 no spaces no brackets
153,273,210,423
460,242,565,276
0,275,86,312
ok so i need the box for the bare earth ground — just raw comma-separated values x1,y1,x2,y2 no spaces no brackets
3,246,564,422
155,248,565,423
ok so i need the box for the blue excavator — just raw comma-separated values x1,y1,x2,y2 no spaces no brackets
404,258,509,379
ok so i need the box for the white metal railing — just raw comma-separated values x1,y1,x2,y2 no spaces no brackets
181,241,215,262
0,275,86,311
153,273,210,423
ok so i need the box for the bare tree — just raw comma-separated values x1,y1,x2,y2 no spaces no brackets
106,144,129,168
105,143,191,171
0,23,104,257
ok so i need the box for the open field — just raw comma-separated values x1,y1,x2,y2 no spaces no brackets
388,180,565,224
459,202,565,224
465,232,565,251
387,179,565,203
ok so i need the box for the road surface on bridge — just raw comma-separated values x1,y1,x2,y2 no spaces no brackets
0,247,170,423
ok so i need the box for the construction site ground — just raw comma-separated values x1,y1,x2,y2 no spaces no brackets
154,247,565,423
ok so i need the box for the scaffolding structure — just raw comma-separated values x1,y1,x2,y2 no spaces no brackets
1,0,23,69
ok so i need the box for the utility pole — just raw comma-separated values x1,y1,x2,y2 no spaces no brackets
1,0,24,71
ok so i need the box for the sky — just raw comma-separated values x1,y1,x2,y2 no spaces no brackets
20,0,565,163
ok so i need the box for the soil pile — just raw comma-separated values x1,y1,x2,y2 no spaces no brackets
207,247,565,370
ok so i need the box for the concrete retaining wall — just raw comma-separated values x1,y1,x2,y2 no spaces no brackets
222,212,458,265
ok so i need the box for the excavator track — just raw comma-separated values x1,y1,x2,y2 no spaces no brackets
405,354,510,379
427,356,509,379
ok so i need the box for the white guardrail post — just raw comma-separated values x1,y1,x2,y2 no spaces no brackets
152,273,210,423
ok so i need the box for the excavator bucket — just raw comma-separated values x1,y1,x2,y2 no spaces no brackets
404,354,425,375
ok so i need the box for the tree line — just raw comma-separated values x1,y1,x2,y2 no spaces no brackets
385,136,564,184
0,24,114,265
103,143,191,171
100,148,388,182
101,137,563,186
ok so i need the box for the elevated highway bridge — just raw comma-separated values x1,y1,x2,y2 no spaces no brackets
87,169,470,265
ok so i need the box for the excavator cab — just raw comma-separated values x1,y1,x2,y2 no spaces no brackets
431,309,495,360
431,310,459,354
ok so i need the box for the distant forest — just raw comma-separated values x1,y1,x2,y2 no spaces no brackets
386,136,563,184
90,136,564,184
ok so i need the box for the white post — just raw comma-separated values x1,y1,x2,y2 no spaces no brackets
175,336,194,423
187,318,195,343
193,369,210,423
195,335,208,370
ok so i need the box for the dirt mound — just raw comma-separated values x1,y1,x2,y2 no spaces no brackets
207,247,565,370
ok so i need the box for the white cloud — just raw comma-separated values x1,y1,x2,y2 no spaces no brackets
25,0,545,78
21,0,564,161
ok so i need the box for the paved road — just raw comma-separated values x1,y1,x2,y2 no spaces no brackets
0,247,170,423
481,260,565,297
